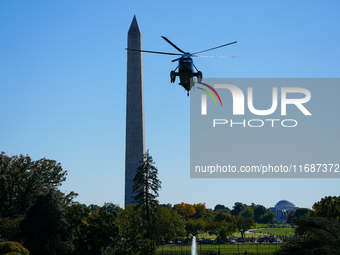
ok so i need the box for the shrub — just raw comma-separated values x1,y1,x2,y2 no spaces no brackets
0,241,29,255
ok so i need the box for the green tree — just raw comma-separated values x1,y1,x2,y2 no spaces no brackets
155,206,186,241
104,202,123,214
236,216,254,239
160,203,172,210
213,212,235,223
132,150,161,240
287,208,309,224
206,212,236,239
88,204,100,212
258,211,275,224
66,203,91,254
240,207,254,219
295,208,309,218
275,217,340,255
276,196,340,254
132,150,161,215
0,152,68,218
309,196,340,220
214,204,225,211
231,202,247,216
213,204,231,214
186,218,205,238
116,205,156,255
205,208,214,219
86,207,120,255
218,226,231,240
21,190,72,255
67,203,121,255
193,203,207,219
252,204,267,222
0,215,24,242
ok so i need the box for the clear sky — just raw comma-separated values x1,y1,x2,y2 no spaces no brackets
1,1,339,210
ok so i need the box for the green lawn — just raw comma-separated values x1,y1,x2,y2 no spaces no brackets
252,223,268,228
194,225,295,240
156,243,281,254
250,227,295,237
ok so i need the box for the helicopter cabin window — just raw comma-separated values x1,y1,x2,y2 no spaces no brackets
179,58,192,66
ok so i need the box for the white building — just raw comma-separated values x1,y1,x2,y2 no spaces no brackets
270,200,298,222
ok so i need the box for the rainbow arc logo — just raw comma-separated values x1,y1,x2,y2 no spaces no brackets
197,82,222,106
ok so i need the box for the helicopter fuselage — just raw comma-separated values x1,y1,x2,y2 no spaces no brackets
171,53,202,93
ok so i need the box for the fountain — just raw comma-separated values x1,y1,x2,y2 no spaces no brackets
191,236,198,255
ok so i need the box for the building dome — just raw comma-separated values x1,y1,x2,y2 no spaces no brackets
275,199,295,208
271,199,298,221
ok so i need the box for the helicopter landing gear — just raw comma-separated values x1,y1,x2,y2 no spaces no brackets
197,71,202,83
170,70,176,83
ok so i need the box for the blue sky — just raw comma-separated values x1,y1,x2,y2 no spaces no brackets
1,1,339,210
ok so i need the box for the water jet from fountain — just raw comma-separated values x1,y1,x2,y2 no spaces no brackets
191,236,198,255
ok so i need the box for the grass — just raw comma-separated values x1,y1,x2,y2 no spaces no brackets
156,243,281,254
250,228,295,237
194,224,295,240
252,223,268,228
252,223,293,228
156,227,290,254
198,233,272,239
196,230,267,240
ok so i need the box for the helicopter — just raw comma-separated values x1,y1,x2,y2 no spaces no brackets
126,36,237,96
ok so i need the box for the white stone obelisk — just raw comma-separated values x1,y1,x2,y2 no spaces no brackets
125,16,145,206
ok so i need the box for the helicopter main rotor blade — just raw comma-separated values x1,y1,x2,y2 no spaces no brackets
171,58,180,62
126,48,181,56
161,36,186,54
192,41,237,55
194,55,239,58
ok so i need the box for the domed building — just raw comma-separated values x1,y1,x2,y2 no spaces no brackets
270,200,298,222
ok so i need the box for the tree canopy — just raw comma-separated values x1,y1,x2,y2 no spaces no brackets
214,204,231,214
276,217,340,255
21,190,72,255
236,215,254,239
231,202,247,216
309,196,340,220
0,152,68,218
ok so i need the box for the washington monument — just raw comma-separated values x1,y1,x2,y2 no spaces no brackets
125,16,145,206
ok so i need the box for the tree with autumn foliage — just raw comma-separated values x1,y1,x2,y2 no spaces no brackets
172,203,212,238
172,203,196,219
172,203,208,220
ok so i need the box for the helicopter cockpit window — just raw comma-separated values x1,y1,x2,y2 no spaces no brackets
180,58,192,66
